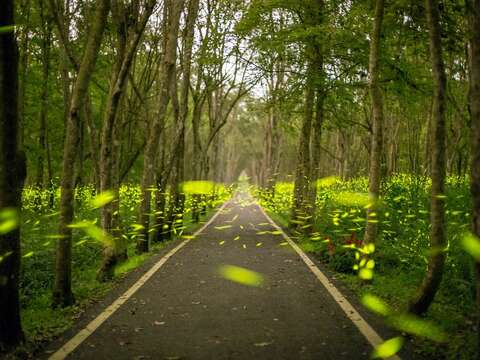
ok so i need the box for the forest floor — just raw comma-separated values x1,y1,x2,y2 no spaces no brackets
41,192,414,360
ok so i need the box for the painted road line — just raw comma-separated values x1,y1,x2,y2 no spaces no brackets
49,201,229,360
257,204,401,360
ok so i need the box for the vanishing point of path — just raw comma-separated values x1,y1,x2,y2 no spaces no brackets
46,192,397,360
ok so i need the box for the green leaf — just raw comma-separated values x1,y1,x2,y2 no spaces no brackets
361,294,391,316
91,190,116,209
218,264,264,287
0,208,19,234
0,25,15,33
69,221,114,247
372,337,404,359
359,268,373,280
181,180,214,195
461,232,480,261
387,314,446,342
215,225,232,230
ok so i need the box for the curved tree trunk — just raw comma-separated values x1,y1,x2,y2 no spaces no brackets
408,0,447,315
0,0,27,350
53,0,110,307
364,0,385,245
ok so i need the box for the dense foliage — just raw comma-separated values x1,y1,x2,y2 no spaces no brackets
18,184,231,345
256,175,474,358
1,0,480,358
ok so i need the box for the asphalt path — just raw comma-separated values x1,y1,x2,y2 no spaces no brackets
47,192,398,360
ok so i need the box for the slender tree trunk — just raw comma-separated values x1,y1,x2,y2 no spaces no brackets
364,0,385,245
409,0,447,315
153,129,168,243
290,62,314,230
17,0,30,150
98,0,156,281
309,85,324,220
84,96,100,191
168,0,199,235
468,0,480,356
138,0,184,253
53,0,110,307
35,0,52,189
0,0,27,349
191,93,205,223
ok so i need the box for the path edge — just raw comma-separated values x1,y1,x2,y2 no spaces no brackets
256,203,401,360
48,200,230,360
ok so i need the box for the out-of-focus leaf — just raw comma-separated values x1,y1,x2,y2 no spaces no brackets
91,191,116,209
181,181,214,195
361,294,391,316
387,314,446,342
461,232,480,261
372,337,404,359
218,264,264,287
0,208,19,234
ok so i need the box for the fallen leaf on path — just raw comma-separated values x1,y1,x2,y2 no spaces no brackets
215,225,232,230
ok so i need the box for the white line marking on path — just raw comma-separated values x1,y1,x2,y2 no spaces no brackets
257,204,401,360
49,201,229,360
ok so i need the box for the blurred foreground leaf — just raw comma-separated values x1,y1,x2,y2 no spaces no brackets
372,337,404,359
218,264,264,287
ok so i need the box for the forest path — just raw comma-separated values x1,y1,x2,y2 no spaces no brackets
48,192,390,360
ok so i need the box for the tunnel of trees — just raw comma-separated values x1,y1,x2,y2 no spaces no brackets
1,0,480,358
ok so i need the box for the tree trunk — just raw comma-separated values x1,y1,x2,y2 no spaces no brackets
408,0,447,315
309,85,324,220
35,0,52,189
364,0,385,245
138,0,184,253
17,0,30,150
468,0,480,356
0,0,27,349
98,0,156,282
168,0,200,235
53,0,110,307
290,61,314,230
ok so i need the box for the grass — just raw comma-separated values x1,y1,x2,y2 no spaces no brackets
255,174,475,359
12,183,231,357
